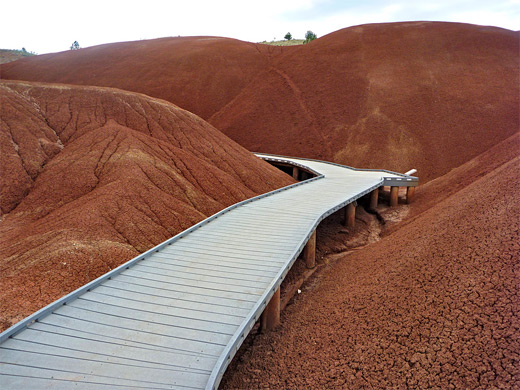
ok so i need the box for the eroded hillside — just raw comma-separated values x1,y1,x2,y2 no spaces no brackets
1,22,518,182
0,80,295,330
211,22,519,182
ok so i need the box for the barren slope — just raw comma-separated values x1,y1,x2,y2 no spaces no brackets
2,22,517,183
0,37,280,120
222,133,520,389
211,22,519,182
0,80,294,330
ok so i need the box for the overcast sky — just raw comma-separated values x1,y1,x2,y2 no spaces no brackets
2,0,519,54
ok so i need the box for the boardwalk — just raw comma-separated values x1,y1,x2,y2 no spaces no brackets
0,154,417,390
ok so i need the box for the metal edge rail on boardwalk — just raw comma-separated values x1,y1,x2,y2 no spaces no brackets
0,154,418,390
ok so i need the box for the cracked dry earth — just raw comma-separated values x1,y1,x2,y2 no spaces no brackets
0,80,294,331
222,137,520,388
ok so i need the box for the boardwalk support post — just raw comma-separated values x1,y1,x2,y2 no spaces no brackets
261,287,280,331
390,186,399,207
292,166,299,180
347,202,356,227
370,188,379,209
303,230,316,269
342,202,356,228
406,186,415,204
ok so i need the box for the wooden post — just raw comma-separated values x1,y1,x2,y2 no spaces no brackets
292,166,299,180
260,287,280,331
343,202,356,228
390,186,399,207
406,186,416,204
370,189,379,209
303,230,316,269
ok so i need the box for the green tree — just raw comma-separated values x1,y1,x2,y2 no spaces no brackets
305,30,317,43
70,41,80,50
284,32,292,41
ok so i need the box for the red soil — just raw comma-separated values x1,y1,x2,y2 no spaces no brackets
211,22,519,183
0,80,294,331
2,22,518,182
222,129,520,389
0,37,277,121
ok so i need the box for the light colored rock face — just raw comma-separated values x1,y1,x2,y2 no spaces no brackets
0,80,295,331
2,22,517,183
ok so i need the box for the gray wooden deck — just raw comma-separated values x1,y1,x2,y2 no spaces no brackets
0,154,418,390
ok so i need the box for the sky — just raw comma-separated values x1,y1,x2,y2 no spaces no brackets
2,0,519,54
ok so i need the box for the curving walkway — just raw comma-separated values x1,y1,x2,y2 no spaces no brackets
0,154,417,390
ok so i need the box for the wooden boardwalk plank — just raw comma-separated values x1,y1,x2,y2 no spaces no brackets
136,260,273,284
0,349,208,388
51,305,232,345
36,315,224,356
65,298,239,335
121,268,266,297
3,333,215,373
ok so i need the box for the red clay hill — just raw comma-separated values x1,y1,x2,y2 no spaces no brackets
0,37,276,121
0,80,294,330
211,22,519,182
1,22,518,182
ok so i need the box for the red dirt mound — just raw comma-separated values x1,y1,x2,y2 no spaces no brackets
2,22,517,183
0,80,294,331
211,22,519,182
222,119,520,389
0,49,35,65
0,37,280,121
